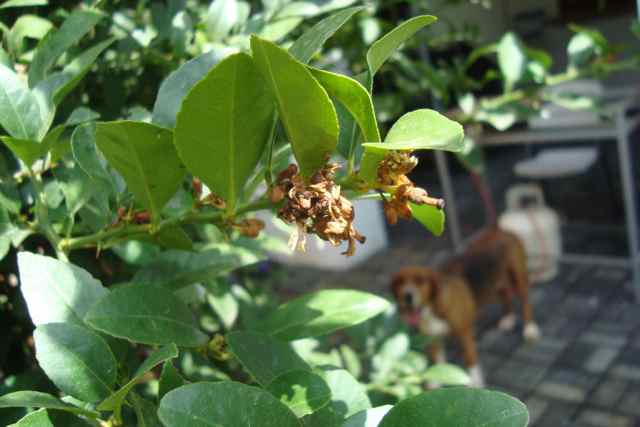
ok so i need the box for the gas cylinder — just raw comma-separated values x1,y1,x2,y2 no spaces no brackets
499,184,562,282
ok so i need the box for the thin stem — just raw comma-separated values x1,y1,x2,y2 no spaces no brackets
60,198,274,252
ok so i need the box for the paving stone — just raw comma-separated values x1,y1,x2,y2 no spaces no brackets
557,341,599,370
537,369,597,403
611,364,640,382
543,315,591,340
584,346,620,373
593,267,628,282
561,295,602,320
524,395,550,426
491,359,549,393
579,330,627,349
589,378,628,408
513,335,566,365
532,401,579,427
618,388,640,417
575,408,634,427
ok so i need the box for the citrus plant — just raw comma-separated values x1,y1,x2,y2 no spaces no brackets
0,4,530,427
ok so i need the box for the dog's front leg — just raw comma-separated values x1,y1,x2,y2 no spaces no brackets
458,328,485,388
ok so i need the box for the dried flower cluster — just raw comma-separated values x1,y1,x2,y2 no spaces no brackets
234,218,265,238
377,151,444,225
271,163,365,256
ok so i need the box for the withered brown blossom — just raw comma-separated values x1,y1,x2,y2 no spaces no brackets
234,218,265,238
272,163,365,256
377,150,444,225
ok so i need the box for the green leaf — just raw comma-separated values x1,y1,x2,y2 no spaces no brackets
132,246,264,289
206,0,238,41
251,35,339,177
309,67,380,143
8,409,53,427
423,364,470,386
342,405,393,427
66,107,99,127
174,53,275,212
0,64,51,141
377,109,464,151
131,393,164,427
0,136,46,166
359,109,464,184
409,203,445,237
34,38,114,106
497,33,526,90
303,367,371,426
159,361,186,401
54,165,97,215
84,284,208,347
289,6,364,64
7,15,52,57
455,137,485,174
95,121,185,220
152,48,233,129
158,382,301,427
227,330,309,386
70,122,112,188
267,370,331,417
28,9,104,86
98,344,178,412
17,252,108,326
378,388,528,427
0,0,47,8
366,16,437,81
0,391,98,418
262,289,390,341
34,323,117,403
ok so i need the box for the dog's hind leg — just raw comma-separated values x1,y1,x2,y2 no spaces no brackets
510,267,541,341
459,328,484,388
497,288,517,332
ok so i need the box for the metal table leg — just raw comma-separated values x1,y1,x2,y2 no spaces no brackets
616,107,640,300
435,151,463,252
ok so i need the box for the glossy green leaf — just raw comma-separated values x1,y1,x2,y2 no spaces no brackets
303,367,371,426
70,122,112,188
66,107,99,127
267,370,331,417
158,382,301,427
0,136,46,166
497,33,526,90
28,9,103,86
366,16,436,81
98,344,178,412
132,247,264,289
289,6,364,64
0,391,98,417
95,121,185,220
17,252,108,326
131,393,163,427
262,289,390,341
85,284,207,347
175,53,275,212
8,409,53,427
342,405,393,427
0,64,51,141
378,388,528,427
34,38,114,106
0,0,47,8
159,361,187,401
54,165,97,215
206,0,238,41
423,364,470,386
7,15,52,56
359,109,464,184
227,330,309,386
152,48,233,128
409,203,445,237
309,67,380,143
34,323,117,402
251,35,339,177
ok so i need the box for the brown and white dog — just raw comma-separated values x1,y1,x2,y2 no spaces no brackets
391,228,540,387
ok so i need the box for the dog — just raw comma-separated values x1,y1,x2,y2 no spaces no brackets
391,228,540,388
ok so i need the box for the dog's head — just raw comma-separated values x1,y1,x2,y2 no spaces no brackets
391,267,442,328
